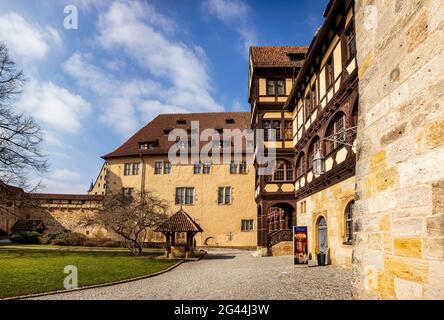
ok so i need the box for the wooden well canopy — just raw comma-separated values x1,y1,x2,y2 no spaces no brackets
155,208,203,258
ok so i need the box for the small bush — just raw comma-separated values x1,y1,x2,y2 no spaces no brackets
102,240,121,248
51,239,67,246
83,240,99,247
13,231,41,244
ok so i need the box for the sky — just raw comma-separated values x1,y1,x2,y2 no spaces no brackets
0,0,327,194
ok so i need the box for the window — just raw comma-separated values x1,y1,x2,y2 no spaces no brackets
230,161,238,174
277,80,285,96
266,80,276,96
296,153,306,178
225,118,235,124
132,163,140,175
272,120,282,140
345,22,356,61
239,161,247,174
345,201,354,244
263,120,271,141
241,220,254,231
310,83,317,113
124,163,131,176
300,201,307,214
176,119,187,125
308,137,320,170
175,187,194,205
325,113,345,155
122,188,133,197
154,161,163,174
163,129,172,135
218,187,232,205
139,142,154,150
266,79,285,96
203,163,211,174
193,162,202,174
326,57,334,89
284,120,293,140
266,160,294,182
163,161,171,174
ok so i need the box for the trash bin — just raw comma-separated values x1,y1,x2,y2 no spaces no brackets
317,252,326,266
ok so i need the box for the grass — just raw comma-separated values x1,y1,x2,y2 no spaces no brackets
0,243,162,252
0,248,177,299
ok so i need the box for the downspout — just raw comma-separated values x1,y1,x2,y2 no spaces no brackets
139,153,146,195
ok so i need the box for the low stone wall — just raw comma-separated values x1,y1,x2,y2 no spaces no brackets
269,241,293,256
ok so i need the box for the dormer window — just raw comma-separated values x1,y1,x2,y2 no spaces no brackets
216,128,223,134
163,128,172,135
266,79,286,96
176,119,186,125
225,118,235,124
139,142,154,150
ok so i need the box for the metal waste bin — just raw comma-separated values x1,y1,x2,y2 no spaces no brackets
317,252,326,266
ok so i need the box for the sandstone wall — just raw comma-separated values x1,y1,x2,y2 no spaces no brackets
353,0,444,299
296,177,355,268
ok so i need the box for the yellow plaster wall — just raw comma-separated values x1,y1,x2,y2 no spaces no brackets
106,156,257,248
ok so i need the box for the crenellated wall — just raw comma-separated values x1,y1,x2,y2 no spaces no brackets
352,0,444,299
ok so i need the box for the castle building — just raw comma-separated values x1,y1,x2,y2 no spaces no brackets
101,112,257,248
284,0,358,267
248,46,307,256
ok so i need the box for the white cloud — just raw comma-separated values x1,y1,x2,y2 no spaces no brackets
19,81,91,133
0,12,61,62
96,1,222,108
62,1,224,136
51,169,81,182
203,0,258,54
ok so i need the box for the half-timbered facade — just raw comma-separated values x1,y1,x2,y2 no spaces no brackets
284,0,358,266
249,46,308,255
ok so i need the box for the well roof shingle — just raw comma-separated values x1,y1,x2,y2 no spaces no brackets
156,208,203,233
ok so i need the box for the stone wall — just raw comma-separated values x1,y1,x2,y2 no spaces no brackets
353,0,444,299
296,177,355,268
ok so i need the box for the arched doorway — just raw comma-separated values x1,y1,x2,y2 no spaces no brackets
267,203,294,232
317,216,328,253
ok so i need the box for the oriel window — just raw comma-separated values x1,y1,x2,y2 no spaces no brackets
277,80,285,96
266,80,276,96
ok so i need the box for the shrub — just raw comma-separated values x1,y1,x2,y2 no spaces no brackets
83,240,99,247
13,231,41,244
102,240,121,248
51,239,67,246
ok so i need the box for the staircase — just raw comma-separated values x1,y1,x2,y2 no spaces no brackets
267,229,292,247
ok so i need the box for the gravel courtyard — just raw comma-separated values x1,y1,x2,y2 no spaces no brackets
31,249,352,300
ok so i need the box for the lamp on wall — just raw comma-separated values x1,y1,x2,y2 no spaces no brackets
313,149,326,177
312,126,358,177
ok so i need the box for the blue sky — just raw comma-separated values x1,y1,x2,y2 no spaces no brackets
0,0,326,193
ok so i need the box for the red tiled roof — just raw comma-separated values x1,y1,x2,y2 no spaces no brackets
155,208,203,233
103,112,251,159
250,46,308,68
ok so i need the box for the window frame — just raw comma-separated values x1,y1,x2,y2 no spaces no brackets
265,79,286,97
154,161,163,175
266,160,294,183
124,163,131,176
163,161,171,174
241,219,254,232
175,187,195,205
344,201,354,245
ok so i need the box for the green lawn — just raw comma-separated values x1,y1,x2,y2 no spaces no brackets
0,248,177,299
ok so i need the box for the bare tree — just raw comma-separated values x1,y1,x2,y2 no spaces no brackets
0,43,48,189
82,190,169,255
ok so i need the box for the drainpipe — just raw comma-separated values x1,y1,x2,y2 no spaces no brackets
139,153,146,195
